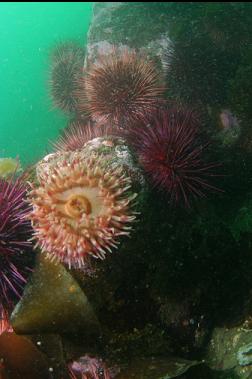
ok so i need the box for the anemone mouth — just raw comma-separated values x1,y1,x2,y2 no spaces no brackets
51,183,113,231
29,152,138,268
64,194,92,218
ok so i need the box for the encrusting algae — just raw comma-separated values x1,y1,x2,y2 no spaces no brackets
0,157,22,178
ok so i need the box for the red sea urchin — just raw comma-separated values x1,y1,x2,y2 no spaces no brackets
52,120,114,152
50,42,85,113
28,150,138,269
0,177,32,313
132,109,220,207
80,49,165,126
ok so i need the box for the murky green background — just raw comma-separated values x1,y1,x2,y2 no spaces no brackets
0,2,93,166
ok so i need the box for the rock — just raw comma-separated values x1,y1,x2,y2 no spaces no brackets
116,356,202,379
86,2,171,67
0,157,22,178
10,254,100,338
68,355,118,379
206,325,252,378
28,334,67,377
214,109,241,147
0,332,52,379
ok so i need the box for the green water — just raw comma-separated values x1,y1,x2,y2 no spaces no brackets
0,2,93,166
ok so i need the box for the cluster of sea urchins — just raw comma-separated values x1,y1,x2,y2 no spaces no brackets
28,150,138,268
78,49,165,126
49,45,220,210
131,108,220,207
0,177,32,314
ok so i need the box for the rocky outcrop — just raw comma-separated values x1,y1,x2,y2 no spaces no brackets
86,2,171,67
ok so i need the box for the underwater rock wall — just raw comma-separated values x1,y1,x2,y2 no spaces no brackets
84,3,252,379
86,2,171,66
2,3,252,379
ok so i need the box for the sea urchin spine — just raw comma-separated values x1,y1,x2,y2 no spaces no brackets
52,120,114,152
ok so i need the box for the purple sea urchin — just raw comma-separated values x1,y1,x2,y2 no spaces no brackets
0,177,32,312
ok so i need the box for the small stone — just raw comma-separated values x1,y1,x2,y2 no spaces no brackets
0,332,51,379
10,253,100,337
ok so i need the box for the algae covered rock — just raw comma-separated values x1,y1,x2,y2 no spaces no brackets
0,332,52,379
11,253,99,337
86,2,171,66
116,356,202,379
0,157,22,178
206,325,252,378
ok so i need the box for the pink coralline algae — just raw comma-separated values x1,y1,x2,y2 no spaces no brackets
68,355,118,379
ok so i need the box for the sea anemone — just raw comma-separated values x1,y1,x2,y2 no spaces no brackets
50,42,85,113
0,177,32,313
79,49,165,126
52,120,114,152
132,109,220,207
28,150,138,268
